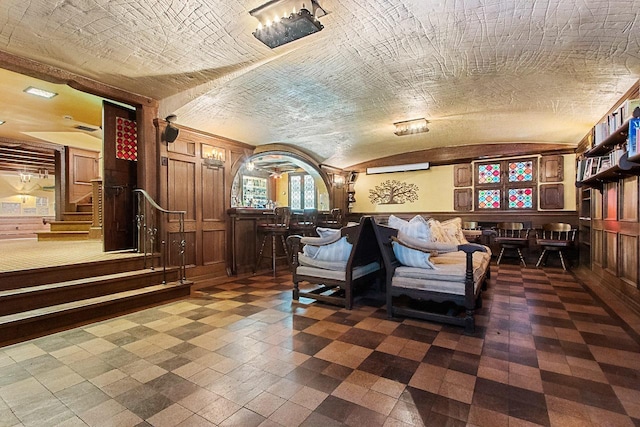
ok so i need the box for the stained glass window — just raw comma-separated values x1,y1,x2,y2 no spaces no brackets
475,158,537,210
478,190,500,209
508,161,533,182
478,163,501,184
290,175,302,210
290,174,316,209
304,175,315,208
508,188,533,209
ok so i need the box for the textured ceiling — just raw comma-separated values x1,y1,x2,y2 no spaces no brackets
1,0,639,168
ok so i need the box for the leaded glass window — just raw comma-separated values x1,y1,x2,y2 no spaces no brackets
478,163,501,184
508,161,533,182
475,158,537,210
478,189,501,209
290,175,302,210
508,188,533,209
289,173,316,209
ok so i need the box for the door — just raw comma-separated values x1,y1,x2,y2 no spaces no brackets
102,101,137,251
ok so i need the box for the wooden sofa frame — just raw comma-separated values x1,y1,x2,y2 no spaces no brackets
287,216,382,309
372,218,490,333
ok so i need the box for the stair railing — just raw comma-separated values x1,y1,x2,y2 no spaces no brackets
133,189,186,284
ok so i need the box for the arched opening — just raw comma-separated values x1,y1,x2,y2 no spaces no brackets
230,152,331,211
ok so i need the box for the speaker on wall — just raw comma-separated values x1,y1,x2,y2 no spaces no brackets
163,114,179,143
164,124,179,143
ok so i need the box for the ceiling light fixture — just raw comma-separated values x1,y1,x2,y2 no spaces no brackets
394,118,429,136
0,120,5,125
249,0,327,49
23,86,58,99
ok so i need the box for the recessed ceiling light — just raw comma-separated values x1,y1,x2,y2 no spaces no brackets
0,120,5,125
24,86,58,99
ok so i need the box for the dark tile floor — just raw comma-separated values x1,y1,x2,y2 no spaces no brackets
1,263,640,426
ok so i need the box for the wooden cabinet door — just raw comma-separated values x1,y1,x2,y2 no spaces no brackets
540,155,563,182
539,184,564,209
454,188,473,211
454,164,472,187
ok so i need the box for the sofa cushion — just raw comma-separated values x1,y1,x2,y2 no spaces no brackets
296,261,380,281
394,250,488,286
298,253,348,271
391,275,482,296
391,240,436,269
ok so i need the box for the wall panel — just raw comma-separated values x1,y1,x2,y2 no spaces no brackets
604,231,618,276
619,233,638,287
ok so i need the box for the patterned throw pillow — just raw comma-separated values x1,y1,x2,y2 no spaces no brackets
440,217,469,245
426,218,451,243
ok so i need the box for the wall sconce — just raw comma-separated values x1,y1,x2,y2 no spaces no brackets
203,145,225,169
394,118,429,136
246,160,256,171
164,114,179,143
249,0,327,48
333,174,345,188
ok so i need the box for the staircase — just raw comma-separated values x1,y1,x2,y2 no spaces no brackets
0,256,192,347
36,202,95,241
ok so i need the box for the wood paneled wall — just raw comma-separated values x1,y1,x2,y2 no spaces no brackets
584,175,640,314
156,120,254,278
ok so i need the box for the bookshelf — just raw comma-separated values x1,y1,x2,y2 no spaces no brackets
577,105,640,191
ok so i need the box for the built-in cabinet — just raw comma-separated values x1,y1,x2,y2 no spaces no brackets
575,82,640,313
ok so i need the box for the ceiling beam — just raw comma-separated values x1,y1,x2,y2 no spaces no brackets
348,143,576,171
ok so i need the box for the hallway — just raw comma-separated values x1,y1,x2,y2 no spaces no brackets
1,264,639,426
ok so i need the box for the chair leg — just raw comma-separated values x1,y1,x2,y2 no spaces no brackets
293,281,300,300
497,247,505,265
271,234,277,276
536,249,547,267
559,250,567,271
280,234,290,262
517,248,526,267
254,234,268,273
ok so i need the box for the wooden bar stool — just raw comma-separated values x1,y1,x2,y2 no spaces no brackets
255,207,291,276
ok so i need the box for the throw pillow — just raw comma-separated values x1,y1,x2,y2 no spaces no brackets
392,240,437,269
440,217,469,245
388,214,432,242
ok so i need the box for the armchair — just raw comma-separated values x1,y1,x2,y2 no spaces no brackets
287,216,381,309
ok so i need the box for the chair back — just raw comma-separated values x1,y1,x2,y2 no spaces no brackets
462,221,479,230
301,208,318,225
271,206,291,228
496,222,529,238
330,208,343,225
538,223,575,242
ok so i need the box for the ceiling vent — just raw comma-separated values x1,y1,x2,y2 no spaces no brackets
74,125,99,132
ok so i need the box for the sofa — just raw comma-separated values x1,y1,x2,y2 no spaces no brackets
372,215,491,334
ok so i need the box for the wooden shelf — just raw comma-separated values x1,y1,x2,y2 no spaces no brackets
578,152,640,190
584,119,630,157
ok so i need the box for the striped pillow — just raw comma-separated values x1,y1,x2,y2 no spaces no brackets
392,241,437,269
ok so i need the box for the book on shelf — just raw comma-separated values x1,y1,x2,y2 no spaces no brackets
623,99,640,121
582,158,593,179
629,116,640,157
577,158,587,181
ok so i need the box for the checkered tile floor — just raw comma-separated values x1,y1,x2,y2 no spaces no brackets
1,263,640,426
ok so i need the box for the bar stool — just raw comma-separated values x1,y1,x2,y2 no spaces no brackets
289,208,318,236
255,207,291,276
